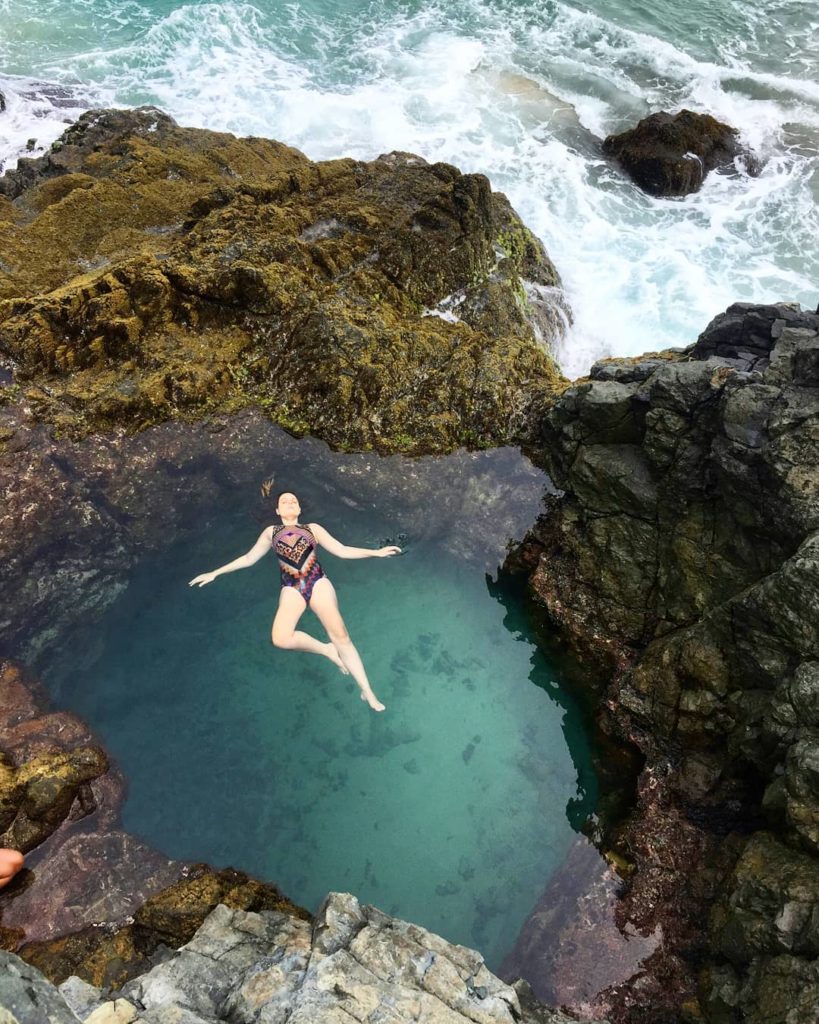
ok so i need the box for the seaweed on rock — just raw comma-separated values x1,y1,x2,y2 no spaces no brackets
0,107,569,455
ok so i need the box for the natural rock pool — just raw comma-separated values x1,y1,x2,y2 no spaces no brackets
22,422,597,971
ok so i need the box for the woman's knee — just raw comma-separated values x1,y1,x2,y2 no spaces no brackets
328,627,351,646
271,630,294,649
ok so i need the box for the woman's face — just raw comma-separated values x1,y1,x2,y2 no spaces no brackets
276,492,301,519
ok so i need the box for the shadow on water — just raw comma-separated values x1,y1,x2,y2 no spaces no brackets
484,570,599,835
486,569,644,838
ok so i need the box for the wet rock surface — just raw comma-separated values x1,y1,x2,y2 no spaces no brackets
0,107,568,454
501,838,660,1014
509,302,819,1022
602,110,760,197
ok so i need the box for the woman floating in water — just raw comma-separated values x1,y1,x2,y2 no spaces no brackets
189,489,401,712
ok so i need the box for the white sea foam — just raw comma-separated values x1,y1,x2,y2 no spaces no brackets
0,0,816,376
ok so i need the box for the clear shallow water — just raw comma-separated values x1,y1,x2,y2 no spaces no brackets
1,0,817,376
36,462,597,968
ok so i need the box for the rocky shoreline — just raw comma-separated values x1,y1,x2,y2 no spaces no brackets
1,109,817,1024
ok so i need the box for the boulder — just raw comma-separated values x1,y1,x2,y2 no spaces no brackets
0,747,108,852
602,110,760,197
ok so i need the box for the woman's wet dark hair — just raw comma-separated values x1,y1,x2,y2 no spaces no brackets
255,477,305,525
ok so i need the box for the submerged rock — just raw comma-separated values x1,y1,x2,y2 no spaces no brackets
602,110,760,197
0,107,569,454
0,405,548,661
0,660,114,855
510,302,819,1021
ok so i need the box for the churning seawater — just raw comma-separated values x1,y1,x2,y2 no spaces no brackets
1,0,817,375
35,446,597,969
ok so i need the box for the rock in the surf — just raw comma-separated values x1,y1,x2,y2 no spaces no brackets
602,109,760,197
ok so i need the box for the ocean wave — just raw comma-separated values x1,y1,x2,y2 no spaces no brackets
0,0,816,374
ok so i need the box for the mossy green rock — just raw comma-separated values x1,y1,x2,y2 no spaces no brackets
0,746,109,854
0,107,567,453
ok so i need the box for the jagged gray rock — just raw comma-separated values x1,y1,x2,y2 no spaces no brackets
13,896,602,1024
0,950,81,1023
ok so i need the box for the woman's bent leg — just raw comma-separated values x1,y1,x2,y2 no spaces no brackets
308,578,385,711
271,587,347,672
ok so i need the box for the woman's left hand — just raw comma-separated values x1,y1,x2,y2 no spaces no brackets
376,546,402,557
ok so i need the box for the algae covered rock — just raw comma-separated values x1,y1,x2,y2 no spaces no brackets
602,109,760,197
18,863,309,990
0,746,108,852
0,107,568,454
0,661,112,855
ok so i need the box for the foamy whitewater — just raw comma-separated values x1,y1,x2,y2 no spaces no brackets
1,0,817,375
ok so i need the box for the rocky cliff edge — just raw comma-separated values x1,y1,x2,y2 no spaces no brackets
509,302,819,1022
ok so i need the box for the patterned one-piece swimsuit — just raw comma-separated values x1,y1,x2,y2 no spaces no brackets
271,523,326,602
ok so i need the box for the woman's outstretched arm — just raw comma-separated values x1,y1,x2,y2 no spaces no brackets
309,522,401,560
189,528,272,586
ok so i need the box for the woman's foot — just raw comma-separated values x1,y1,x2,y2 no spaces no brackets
324,643,349,674
360,689,386,712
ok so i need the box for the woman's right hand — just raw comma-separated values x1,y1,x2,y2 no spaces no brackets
189,572,217,587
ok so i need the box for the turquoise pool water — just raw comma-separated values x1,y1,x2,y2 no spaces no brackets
39,470,596,968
